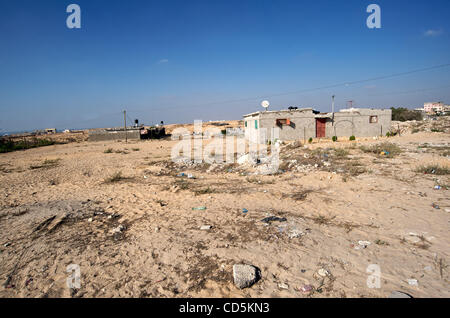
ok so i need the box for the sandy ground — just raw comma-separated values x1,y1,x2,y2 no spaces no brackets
0,119,448,298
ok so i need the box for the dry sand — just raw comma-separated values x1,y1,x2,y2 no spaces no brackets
0,119,449,298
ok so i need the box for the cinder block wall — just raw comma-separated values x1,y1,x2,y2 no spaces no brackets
327,109,391,137
244,108,392,142
88,130,140,142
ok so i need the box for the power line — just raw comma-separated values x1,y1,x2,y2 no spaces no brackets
128,62,450,113
368,83,450,97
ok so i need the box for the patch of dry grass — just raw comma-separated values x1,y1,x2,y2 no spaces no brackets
30,158,60,170
360,142,402,158
104,171,130,183
415,164,450,175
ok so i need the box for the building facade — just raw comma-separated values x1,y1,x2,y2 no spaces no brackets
243,108,391,143
424,102,445,113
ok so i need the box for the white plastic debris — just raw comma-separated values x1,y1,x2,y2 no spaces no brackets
317,269,329,277
358,240,371,248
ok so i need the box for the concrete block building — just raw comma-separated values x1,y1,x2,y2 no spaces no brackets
243,107,391,142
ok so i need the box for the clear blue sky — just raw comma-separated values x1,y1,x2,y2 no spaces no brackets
1,0,449,132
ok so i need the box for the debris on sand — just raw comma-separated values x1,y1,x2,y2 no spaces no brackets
192,206,207,211
299,284,314,293
111,224,125,234
389,291,413,298
317,268,329,277
358,240,371,248
261,216,287,224
233,264,260,289
200,225,212,230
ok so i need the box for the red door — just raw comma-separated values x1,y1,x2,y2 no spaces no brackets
316,118,326,138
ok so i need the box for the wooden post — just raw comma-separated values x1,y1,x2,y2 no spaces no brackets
397,124,401,137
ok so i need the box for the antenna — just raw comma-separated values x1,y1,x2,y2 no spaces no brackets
261,100,270,111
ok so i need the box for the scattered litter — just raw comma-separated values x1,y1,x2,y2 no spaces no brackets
242,208,248,214
407,279,418,286
288,229,303,239
432,203,440,209
300,284,314,293
278,282,289,290
88,218,93,222
143,175,148,179
3,242,11,247
187,174,195,179
200,225,212,230
380,151,390,156
433,185,441,190
111,225,125,234
389,291,412,298
261,216,287,224
192,206,207,211
177,173,186,177
155,227,160,233
317,268,329,277
445,208,450,213
358,240,371,248
424,266,432,272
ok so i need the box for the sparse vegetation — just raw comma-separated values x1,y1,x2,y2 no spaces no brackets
30,158,60,170
104,148,113,153
104,171,126,183
349,135,355,141
308,137,313,143
360,142,402,158
0,138,56,153
194,187,215,195
334,148,349,158
332,136,337,142
391,107,422,122
375,239,389,246
415,164,450,175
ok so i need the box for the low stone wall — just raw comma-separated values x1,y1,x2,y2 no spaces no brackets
88,130,140,142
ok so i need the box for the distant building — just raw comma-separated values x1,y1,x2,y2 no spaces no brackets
45,128,57,134
243,107,391,142
424,102,445,113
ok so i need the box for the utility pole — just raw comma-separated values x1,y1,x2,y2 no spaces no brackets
331,95,335,126
123,110,127,143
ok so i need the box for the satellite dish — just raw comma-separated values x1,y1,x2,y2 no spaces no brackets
261,100,270,111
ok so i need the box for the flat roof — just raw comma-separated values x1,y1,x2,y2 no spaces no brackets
243,108,314,118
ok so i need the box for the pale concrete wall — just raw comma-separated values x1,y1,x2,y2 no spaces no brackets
327,109,391,137
88,130,140,141
243,108,392,141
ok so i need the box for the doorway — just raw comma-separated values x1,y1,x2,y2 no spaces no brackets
316,118,326,138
